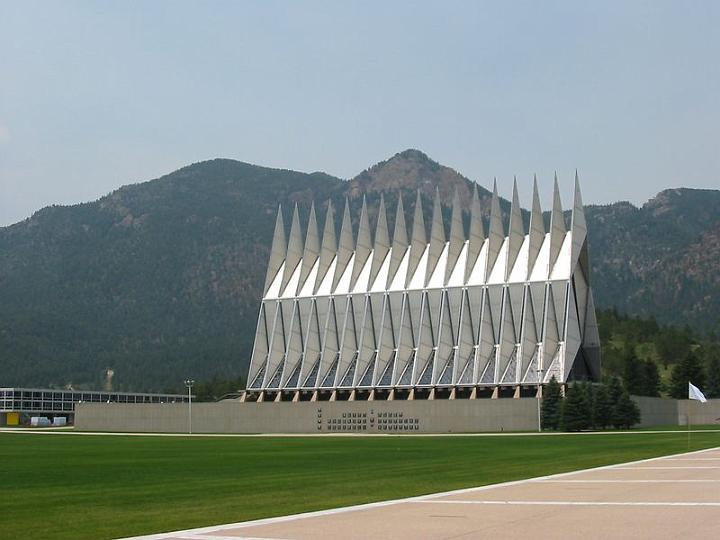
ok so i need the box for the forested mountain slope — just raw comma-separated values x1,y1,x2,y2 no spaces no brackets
1,150,717,390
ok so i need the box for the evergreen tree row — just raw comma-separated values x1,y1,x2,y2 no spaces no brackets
541,376,641,431
599,309,720,399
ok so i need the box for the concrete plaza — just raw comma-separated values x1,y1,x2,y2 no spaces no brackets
123,446,720,540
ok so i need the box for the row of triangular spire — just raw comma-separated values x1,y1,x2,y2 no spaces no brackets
264,174,586,298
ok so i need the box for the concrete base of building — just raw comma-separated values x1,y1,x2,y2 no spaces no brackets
242,385,541,404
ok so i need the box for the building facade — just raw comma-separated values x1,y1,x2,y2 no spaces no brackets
0,387,190,426
245,176,600,401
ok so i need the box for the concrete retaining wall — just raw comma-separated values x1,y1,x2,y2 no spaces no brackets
633,396,720,427
633,396,683,427
75,396,720,434
76,398,538,434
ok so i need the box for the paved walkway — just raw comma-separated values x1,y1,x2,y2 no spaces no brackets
122,446,720,540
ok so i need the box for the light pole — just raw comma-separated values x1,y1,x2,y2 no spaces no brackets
536,368,545,432
184,379,194,434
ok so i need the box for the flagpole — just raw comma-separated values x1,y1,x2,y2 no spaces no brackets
687,399,690,450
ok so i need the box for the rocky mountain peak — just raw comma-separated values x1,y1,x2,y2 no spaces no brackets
348,149,487,207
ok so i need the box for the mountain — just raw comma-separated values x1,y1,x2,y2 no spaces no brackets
0,150,718,391
586,189,720,326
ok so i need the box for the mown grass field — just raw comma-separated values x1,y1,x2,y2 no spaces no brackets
1,431,719,540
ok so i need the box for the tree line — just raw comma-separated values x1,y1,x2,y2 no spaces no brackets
599,309,720,398
541,376,641,431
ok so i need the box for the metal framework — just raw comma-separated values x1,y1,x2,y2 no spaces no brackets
246,176,600,399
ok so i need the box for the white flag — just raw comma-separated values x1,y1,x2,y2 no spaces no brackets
689,382,707,403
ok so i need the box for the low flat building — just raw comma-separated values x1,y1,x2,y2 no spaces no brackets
0,387,190,426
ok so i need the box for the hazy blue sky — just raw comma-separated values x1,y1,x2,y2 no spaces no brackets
1,1,718,225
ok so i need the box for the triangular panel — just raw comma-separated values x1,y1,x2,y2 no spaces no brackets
475,290,495,383
248,303,270,388
425,188,445,286
374,294,396,385
454,289,475,384
551,281,568,339
527,176,545,276
299,298,322,387
394,294,415,385
354,294,380,386
548,176,566,274
370,195,390,289
433,290,457,383
263,301,287,388
520,287,538,381
406,191,426,288
387,195,408,288
570,172,587,272
496,288,517,383
564,284,582,378
336,296,359,386
445,189,465,285
281,205,303,296
332,200,354,293
298,202,319,294
314,200,337,293
529,281,546,340
486,182,505,281
282,300,306,386
264,206,286,295
506,179,524,280
351,197,372,291
465,185,485,283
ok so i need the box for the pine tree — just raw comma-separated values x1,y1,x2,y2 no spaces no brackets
622,348,645,395
706,355,720,399
642,360,660,397
541,376,563,430
612,389,641,429
608,376,623,405
670,351,706,399
592,384,613,429
581,381,596,427
561,383,592,431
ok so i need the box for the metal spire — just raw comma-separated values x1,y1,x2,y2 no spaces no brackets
445,188,465,285
387,194,408,288
570,171,588,271
464,184,485,282
406,190,426,288
506,177,524,280
332,198,354,292
370,194,390,288
314,200,337,294
527,175,544,276
298,201,319,293
425,187,446,286
264,204,286,294
486,180,504,281
548,174,566,275
350,196,372,290
280,203,303,295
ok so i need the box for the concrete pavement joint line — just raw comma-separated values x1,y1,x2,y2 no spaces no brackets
615,466,720,469
664,457,720,461
117,445,720,540
538,479,720,483
181,536,292,540
416,500,720,507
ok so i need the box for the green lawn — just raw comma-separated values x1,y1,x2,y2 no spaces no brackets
1,431,719,540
